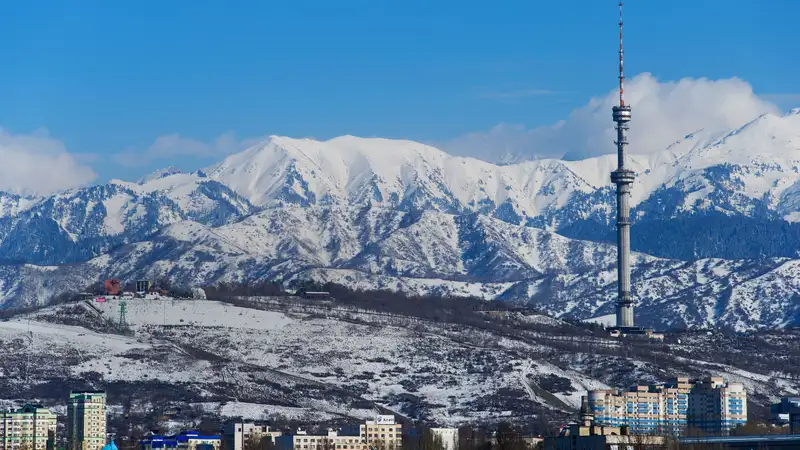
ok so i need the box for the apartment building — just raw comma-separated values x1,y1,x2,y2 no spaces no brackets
291,429,362,450
67,391,107,450
587,376,747,435
359,416,402,450
0,404,57,450
222,423,282,450
289,416,402,450
690,377,747,433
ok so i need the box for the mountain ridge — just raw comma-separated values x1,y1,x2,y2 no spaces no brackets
0,110,799,330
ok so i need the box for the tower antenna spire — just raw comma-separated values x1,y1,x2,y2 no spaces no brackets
618,1,625,107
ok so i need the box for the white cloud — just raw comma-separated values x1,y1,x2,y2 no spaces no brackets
114,131,260,167
0,128,96,195
442,73,780,162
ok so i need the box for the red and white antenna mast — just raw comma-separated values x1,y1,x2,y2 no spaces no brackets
618,1,625,107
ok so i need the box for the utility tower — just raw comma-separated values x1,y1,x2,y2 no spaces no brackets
118,300,128,332
611,1,636,330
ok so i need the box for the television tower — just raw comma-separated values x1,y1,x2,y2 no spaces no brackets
611,1,636,329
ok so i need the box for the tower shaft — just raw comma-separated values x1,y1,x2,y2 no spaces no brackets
611,1,635,329
611,112,634,328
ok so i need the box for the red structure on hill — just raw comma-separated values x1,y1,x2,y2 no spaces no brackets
104,279,121,296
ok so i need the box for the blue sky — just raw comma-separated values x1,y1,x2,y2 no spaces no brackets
0,0,798,188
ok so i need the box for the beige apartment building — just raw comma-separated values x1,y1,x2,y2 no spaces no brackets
587,376,746,435
66,391,107,450
0,404,57,450
359,416,402,450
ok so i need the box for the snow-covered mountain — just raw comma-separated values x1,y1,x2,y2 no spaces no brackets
0,109,799,330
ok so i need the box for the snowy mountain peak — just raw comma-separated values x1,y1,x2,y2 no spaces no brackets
137,166,185,184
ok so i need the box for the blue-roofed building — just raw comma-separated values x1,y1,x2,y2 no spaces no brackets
140,431,221,450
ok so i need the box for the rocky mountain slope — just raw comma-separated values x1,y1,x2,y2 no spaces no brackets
0,110,799,330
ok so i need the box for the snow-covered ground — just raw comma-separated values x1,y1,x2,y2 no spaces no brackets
88,297,294,329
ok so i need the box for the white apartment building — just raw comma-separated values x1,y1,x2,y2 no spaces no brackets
292,430,362,450
223,423,282,450
291,416,402,450
0,404,57,450
67,391,107,450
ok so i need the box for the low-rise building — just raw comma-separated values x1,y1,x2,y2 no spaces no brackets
223,423,282,450
771,397,800,425
292,429,361,450
0,404,57,450
790,408,800,435
289,416,402,450
140,431,220,450
544,399,665,450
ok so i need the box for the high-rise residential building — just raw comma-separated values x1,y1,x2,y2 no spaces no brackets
66,391,107,450
0,404,57,450
587,377,747,435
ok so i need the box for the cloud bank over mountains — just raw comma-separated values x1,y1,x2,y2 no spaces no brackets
441,73,781,162
0,128,96,195
0,74,789,195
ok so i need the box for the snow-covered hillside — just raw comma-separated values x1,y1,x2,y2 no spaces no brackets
4,297,797,428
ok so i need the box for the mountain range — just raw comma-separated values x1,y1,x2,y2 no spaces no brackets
2,109,800,331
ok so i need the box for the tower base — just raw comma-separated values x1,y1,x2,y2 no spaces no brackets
607,326,654,337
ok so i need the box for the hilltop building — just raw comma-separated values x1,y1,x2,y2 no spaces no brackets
140,431,220,450
222,423,282,450
0,404,57,450
587,377,747,435
67,391,107,450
